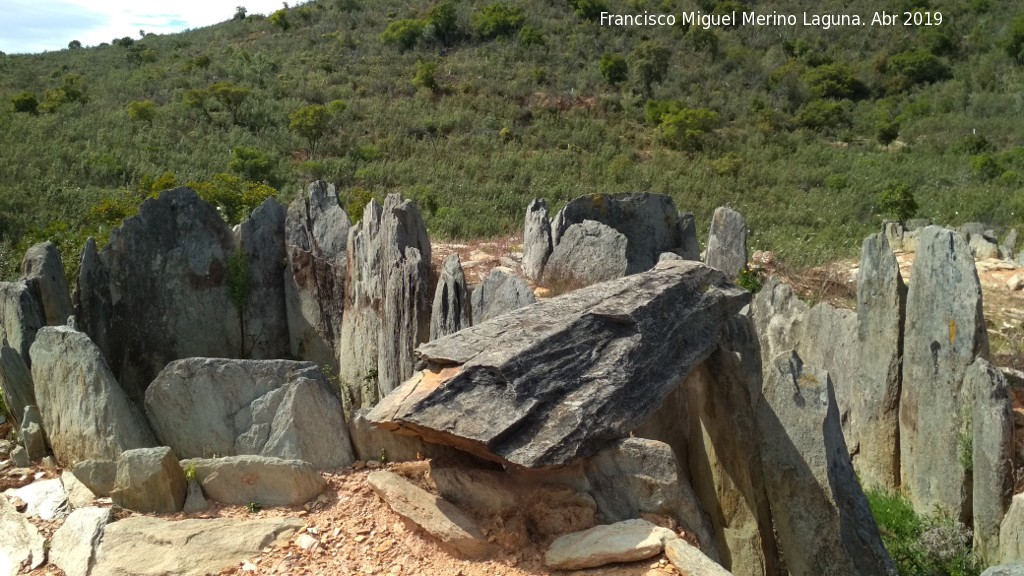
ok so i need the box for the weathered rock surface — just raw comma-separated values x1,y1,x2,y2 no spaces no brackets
550,193,684,275
705,206,747,279
92,516,302,576
1001,494,1024,563
144,358,353,470
799,303,858,453
429,254,471,340
971,234,1001,259
984,565,1024,576
665,537,733,576
238,198,289,360
0,492,46,576
19,405,46,462
61,470,95,509
182,455,325,506
74,187,242,404
970,358,1014,565
11,446,29,467
544,519,675,570
29,325,155,465
111,447,186,513
677,212,701,260
182,478,208,513
0,281,44,362
284,182,350,368
751,277,807,368
1002,229,1019,260
0,339,34,429
367,470,493,559
544,220,629,285
4,477,68,519
370,260,748,469
338,194,431,411
522,198,553,281
901,226,988,521
50,507,111,576
72,460,117,497
347,409,460,463
854,233,905,490
757,351,896,576
21,241,73,326
469,269,536,325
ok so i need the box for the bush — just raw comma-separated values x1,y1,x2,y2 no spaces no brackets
803,64,869,100
885,49,952,92
571,0,608,20
289,105,332,155
412,61,439,91
876,182,918,222
234,6,247,20
1007,13,1024,63
189,174,277,225
127,100,157,124
472,3,525,39
68,40,82,49
659,107,721,151
426,1,459,44
971,153,1003,180
380,19,426,50
518,25,545,47
737,265,763,292
270,9,291,31
631,41,671,96
228,146,273,182
599,53,628,86
796,99,847,130
11,92,38,115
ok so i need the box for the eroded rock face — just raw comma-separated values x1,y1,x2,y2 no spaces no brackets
0,493,46,576
111,447,187,514
284,182,350,369
901,226,988,521
238,198,289,360
0,339,35,429
369,260,749,469
144,358,353,470
49,507,111,576
74,187,242,404
469,269,535,325
0,281,44,363
522,198,553,282
338,195,431,411
970,358,1014,565
182,456,326,506
705,206,747,280
430,254,471,341
544,221,629,286
21,241,73,326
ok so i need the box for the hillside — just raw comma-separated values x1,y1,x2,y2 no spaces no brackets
2,0,1024,282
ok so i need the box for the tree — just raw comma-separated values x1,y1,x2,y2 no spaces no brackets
876,183,918,222
804,64,869,100
877,119,900,149
518,25,545,47
208,81,250,125
631,41,671,96
11,92,38,115
234,6,248,20
270,9,291,30
68,40,82,49
289,105,331,155
380,19,426,51
599,53,628,86
228,146,273,182
184,89,213,122
426,1,459,44
472,3,524,39
128,100,157,124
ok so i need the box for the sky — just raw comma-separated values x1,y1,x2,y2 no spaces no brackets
0,0,289,54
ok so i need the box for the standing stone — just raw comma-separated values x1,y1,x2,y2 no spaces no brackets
0,281,44,363
757,351,896,576
0,339,34,429
984,566,1024,576
544,221,629,285
62,470,96,509
338,194,431,411
522,198,553,281
751,276,808,376
238,198,289,360
0,492,46,576
854,233,905,491
470,269,536,325
111,447,187,514
73,187,242,404
284,181,350,369
182,479,209,513
799,303,859,454
1002,229,1019,260
49,507,112,576
883,220,905,251
970,358,1014,565
901,226,988,522
21,241,73,326
20,405,46,462
1001,494,1024,563
30,325,156,465
705,206,748,280
677,212,701,260
429,254,471,340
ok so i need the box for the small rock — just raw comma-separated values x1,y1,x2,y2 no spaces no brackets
62,470,96,509
544,519,675,570
11,445,29,467
664,537,731,576
72,459,117,497
296,533,319,551
111,446,187,513
182,478,209,512
1008,274,1024,292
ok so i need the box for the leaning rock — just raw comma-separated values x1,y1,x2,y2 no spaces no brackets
705,206,748,279
111,447,186,514
30,325,155,465
665,538,733,576
544,220,629,285
238,198,289,359
61,470,95,509
50,507,111,576
370,260,748,468
284,182,350,368
72,460,117,498
970,358,1014,565
522,198,553,281
4,477,68,520
144,358,353,470
757,351,896,576
901,226,988,521
182,455,325,506
544,519,675,570
0,492,46,576
469,269,536,325
10,445,29,468
92,516,302,576
21,241,73,326
367,470,492,559
338,194,431,411
0,281,44,362
429,254,471,340
0,339,34,429
74,188,242,404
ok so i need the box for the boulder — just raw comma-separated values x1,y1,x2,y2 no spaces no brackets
30,325,155,465
284,182,350,368
544,220,629,285
901,226,988,521
882,220,904,251
0,492,45,576
970,358,1014,565
0,339,34,429
144,358,353,470
4,477,68,519
50,507,112,576
61,470,95,509
74,187,242,404
338,194,431,411
0,281,44,362
369,260,749,468
551,193,684,274
367,470,492,558
665,538,733,576
182,455,325,506
1001,494,1024,562
984,565,1024,576
10,446,29,467
21,241,73,326
111,447,186,513
238,198,289,359
757,351,896,576
72,460,117,497
19,405,46,462
677,212,701,260
429,253,471,340
347,409,460,463
544,519,676,570
853,233,905,490
705,206,747,279
522,198,553,281
92,516,302,576
972,235,1001,259
469,269,536,325
1002,229,1018,260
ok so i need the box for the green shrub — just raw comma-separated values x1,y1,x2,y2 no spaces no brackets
189,174,277,225
571,0,608,20
885,49,952,92
289,105,332,155
876,119,900,148
659,107,720,151
631,41,671,96
228,146,273,182
518,25,545,47
68,40,82,50
796,99,847,130
737,265,763,292
970,153,1002,180
11,92,38,115
472,3,525,39
127,100,157,124
234,6,247,20
426,1,459,44
803,64,869,100
1007,13,1024,63
599,53,628,86
412,61,439,91
270,9,291,31
346,187,376,223
381,19,426,51
876,182,918,222
953,135,995,155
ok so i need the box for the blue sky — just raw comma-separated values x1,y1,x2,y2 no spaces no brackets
1,0,288,54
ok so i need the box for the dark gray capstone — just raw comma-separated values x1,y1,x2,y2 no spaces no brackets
429,253,471,341
705,206,748,280
72,460,117,498
470,269,536,325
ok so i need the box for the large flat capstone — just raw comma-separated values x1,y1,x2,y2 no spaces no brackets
368,260,748,468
